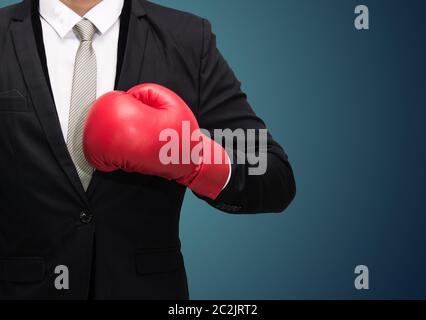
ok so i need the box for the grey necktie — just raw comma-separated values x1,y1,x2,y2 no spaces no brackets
67,19,97,191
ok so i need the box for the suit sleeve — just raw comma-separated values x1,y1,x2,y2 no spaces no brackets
195,19,296,213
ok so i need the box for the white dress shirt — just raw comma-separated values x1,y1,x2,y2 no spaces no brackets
39,0,124,139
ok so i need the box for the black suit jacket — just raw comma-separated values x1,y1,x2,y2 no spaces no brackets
0,0,296,299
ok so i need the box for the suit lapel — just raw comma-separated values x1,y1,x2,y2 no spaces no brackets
116,0,148,91
10,1,89,205
86,0,149,196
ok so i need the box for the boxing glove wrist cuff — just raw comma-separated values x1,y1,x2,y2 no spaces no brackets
179,137,230,200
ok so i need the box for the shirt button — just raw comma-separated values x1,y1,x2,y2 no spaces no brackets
80,211,93,224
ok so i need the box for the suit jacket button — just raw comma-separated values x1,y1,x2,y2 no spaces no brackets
80,211,92,224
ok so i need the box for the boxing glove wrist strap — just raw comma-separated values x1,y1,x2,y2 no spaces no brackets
177,136,230,200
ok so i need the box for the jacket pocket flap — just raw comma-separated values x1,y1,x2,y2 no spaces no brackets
135,248,183,275
0,90,27,112
0,257,45,283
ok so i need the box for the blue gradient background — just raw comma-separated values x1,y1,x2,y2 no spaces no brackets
2,0,426,299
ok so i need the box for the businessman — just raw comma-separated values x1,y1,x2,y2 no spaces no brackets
0,0,296,299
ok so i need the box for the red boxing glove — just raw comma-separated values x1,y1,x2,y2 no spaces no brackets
83,83,230,200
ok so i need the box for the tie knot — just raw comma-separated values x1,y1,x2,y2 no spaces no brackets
73,19,97,42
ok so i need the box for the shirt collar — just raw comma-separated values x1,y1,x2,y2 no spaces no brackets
39,0,125,39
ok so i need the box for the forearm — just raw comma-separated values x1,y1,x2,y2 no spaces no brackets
201,145,296,214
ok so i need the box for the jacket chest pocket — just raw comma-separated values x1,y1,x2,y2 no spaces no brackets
0,90,28,112
0,90,34,155
0,90,47,174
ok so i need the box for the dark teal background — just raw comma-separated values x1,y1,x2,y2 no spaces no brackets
1,0,425,299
